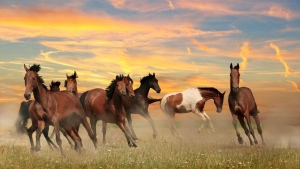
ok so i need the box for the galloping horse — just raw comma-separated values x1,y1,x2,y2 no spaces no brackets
228,63,265,146
23,64,97,156
122,73,161,141
16,81,75,150
79,75,138,147
160,87,225,138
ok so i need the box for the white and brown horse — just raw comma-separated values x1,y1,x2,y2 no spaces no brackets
160,87,225,138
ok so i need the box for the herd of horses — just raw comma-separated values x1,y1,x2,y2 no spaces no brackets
14,63,264,157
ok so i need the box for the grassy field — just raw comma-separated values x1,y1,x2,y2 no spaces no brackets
0,120,300,169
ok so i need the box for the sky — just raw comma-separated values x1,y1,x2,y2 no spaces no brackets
0,0,299,122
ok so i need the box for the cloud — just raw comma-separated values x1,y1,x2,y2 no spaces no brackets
270,43,291,77
192,39,219,52
287,80,300,92
187,47,191,54
239,42,252,70
166,0,174,10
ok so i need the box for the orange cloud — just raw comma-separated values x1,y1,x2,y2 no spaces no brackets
287,80,300,92
187,47,191,54
270,43,291,77
192,39,218,52
239,42,252,70
167,0,174,10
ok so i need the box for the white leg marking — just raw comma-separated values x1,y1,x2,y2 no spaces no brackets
194,109,206,133
203,111,215,132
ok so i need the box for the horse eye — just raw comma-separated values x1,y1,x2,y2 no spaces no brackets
33,78,35,80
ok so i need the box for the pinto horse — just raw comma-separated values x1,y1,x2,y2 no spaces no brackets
79,75,138,147
228,63,265,146
122,73,161,141
160,87,225,138
23,64,97,157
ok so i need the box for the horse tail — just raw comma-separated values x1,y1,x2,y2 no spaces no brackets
15,101,31,133
79,91,89,109
148,96,162,104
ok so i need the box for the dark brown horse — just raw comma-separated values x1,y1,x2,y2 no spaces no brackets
228,63,265,146
16,81,75,150
79,75,138,147
122,73,161,141
23,64,97,157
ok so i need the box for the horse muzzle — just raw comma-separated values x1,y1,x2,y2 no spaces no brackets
156,89,161,93
129,93,135,98
232,87,239,92
24,93,31,100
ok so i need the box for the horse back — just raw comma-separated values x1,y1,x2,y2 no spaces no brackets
84,88,107,118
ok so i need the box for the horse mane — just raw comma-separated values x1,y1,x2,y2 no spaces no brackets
126,75,133,83
198,87,222,98
49,81,61,89
29,64,48,90
140,73,155,84
106,75,124,101
234,65,239,70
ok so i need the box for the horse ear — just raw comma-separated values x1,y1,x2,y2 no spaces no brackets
66,73,69,78
153,73,155,77
74,71,78,78
116,75,119,81
223,91,226,95
230,63,233,69
127,74,130,78
24,64,29,72
236,63,239,70
58,81,61,86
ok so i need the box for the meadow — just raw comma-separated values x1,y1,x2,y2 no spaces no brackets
1,119,300,169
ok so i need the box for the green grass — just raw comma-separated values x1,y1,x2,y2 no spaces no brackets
0,120,299,169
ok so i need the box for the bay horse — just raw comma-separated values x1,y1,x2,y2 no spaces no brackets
228,63,265,146
160,87,225,138
79,75,138,147
23,64,97,157
122,73,161,141
16,81,74,150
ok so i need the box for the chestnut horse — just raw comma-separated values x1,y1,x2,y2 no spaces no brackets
23,64,97,157
79,75,138,147
15,81,64,150
228,63,265,146
160,87,225,138
122,73,161,141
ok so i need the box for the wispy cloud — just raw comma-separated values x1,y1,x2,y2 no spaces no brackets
187,47,191,54
192,39,218,52
166,0,174,10
239,42,252,70
270,43,291,77
287,80,300,92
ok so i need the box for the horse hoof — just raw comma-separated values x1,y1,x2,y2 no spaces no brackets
262,142,266,146
238,138,243,144
61,155,66,158
134,140,140,143
153,134,158,139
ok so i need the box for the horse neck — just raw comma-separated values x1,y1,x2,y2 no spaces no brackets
201,90,218,102
73,85,79,96
137,81,150,97
111,90,123,110
33,80,49,107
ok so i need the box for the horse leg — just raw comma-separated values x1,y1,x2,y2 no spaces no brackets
238,116,253,146
162,108,178,137
193,109,207,133
81,117,98,149
52,117,65,157
35,120,46,152
253,113,265,145
90,116,98,144
65,128,82,154
126,112,139,140
102,121,107,144
203,111,215,132
49,127,55,139
139,110,158,139
245,113,258,145
42,125,58,150
27,125,38,152
116,121,138,148
60,128,74,149
232,114,243,144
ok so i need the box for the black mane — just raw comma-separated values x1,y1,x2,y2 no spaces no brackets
106,75,124,101
140,73,155,84
50,81,61,89
29,64,47,90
